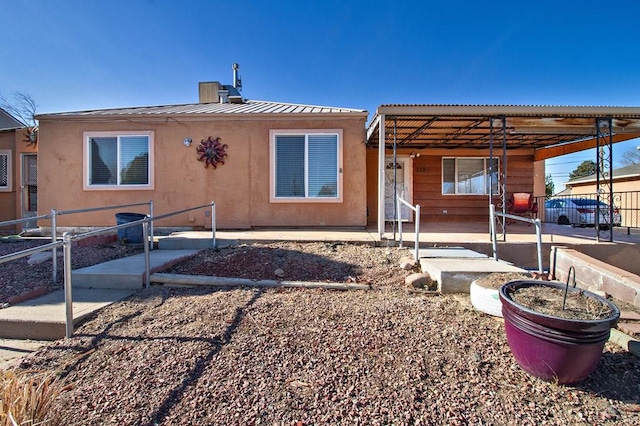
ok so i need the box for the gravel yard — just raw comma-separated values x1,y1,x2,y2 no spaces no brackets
3,241,640,424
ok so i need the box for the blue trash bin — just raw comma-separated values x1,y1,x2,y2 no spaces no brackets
115,212,146,244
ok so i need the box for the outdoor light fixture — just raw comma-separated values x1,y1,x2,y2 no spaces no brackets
410,151,421,158
183,138,192,147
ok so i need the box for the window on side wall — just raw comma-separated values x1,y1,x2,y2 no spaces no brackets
442,157,499,195
84,132,154,190
270,130,342,202
0,150,11,192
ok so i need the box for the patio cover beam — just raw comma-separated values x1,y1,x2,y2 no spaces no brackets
534,133,640,161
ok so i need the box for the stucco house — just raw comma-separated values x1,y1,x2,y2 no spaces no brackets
0,108,38,234
35,79,368,230
33,69,640,233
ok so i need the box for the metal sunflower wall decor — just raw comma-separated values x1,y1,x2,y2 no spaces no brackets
196,136,228,169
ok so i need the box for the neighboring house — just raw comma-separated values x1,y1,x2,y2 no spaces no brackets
563,163,640,227
0,108,38,234
565,163,640,194
35,80,368,229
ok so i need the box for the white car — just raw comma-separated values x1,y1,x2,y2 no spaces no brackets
544,198,622,229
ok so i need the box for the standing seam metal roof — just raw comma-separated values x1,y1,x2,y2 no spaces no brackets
36,99,367,118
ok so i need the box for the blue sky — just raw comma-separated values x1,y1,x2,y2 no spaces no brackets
2,0,640,191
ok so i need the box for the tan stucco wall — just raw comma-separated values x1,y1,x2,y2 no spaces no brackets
37,115,367,229
0,129,37,232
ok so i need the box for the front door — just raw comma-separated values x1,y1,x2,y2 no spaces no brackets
21,154,37,230
384,157,412,221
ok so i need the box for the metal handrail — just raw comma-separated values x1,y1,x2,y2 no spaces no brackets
0,213,52,228
0,240,63,266
60,201,216,337
51,201,154,284
489,204,543,274
396,196,421,261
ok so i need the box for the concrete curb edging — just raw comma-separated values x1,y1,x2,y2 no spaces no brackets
150,273,372,291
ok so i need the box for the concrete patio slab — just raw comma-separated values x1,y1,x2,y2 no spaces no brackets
0,288,137,340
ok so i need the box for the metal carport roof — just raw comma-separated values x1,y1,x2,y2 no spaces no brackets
366,105,640,160
366,104,640,241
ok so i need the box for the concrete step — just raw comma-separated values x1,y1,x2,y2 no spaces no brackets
0,288,137,340
72,250,200,289
157,232,237,250
419,247,525,293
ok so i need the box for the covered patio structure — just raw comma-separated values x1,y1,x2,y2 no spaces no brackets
365,105,640,242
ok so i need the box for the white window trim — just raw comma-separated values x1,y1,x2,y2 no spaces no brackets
442,157,499,196
0,149,11,192
269,129,343,203
83,131,155,191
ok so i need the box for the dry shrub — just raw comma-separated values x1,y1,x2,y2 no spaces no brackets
0,370,62,426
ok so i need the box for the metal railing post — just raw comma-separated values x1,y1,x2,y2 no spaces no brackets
149,200,154,251
397,196,403,248
63,232,74,338
534,218,543,274
414,204,420,261
211,202,216,249
143,220,150,288
489,204,498,261
51,209,58,284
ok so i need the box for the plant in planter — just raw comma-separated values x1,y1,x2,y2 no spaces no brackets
499,280,620,385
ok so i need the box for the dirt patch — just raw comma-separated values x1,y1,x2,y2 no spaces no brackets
509,285,616,321
472,272,533,290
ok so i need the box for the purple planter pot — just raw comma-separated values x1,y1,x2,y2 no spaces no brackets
499,280,620,385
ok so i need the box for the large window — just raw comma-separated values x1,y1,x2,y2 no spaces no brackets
0,150,11,191
84,132,153,190
270,130,342,202
442,157,499,195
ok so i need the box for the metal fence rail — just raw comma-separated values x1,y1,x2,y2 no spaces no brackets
489,204,543,274
1,201,216,338
396,196,421,261
535,190,640,231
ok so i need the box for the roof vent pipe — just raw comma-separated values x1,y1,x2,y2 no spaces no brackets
232,63,242,90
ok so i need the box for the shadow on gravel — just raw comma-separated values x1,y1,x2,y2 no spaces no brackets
576,352,640,403
148,288,265,425
165,245,365,282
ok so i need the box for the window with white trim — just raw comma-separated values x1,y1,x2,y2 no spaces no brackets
270,130,342,202
442,157,499,195
0,150,11,192
84,132,153,190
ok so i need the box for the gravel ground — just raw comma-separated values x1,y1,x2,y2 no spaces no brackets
4,241,640,424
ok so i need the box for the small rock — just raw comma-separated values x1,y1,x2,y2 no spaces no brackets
471,351,482,363
399,257,417,270
602,405,620,421
405,273,433,289
274,268,285,277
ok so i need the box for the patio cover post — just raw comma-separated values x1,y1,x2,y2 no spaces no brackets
378,114,386,237
596,117,614,242
501,117,508,240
